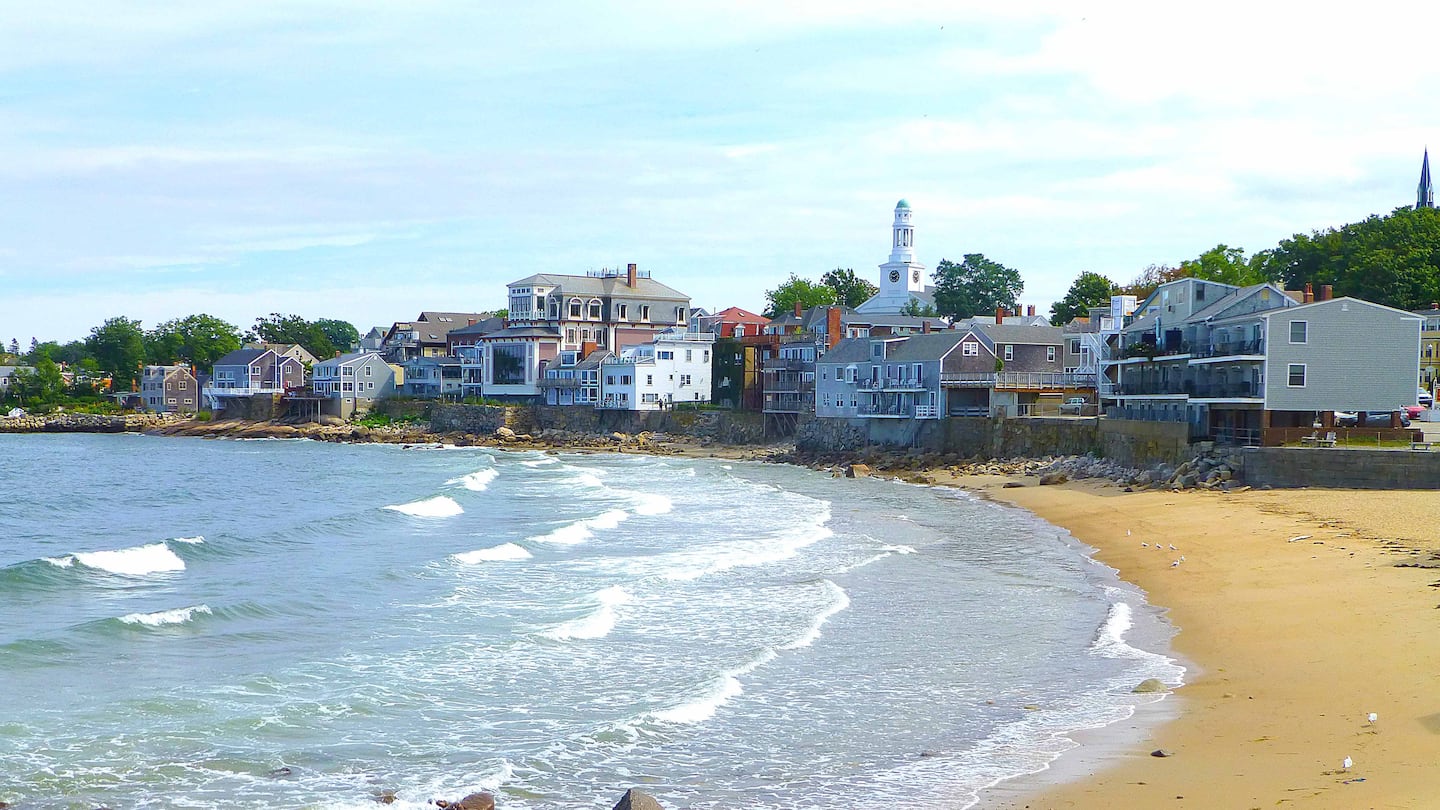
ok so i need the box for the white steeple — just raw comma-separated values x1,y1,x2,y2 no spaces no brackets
857,199,929,314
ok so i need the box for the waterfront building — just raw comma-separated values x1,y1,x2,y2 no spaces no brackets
205,348,306,412
312,351,397,417
381,312,493,362
598,329,715,411
139,364,199,414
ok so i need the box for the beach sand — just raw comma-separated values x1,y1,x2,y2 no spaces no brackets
943,475,1440,809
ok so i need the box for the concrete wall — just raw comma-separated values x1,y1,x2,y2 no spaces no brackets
796,415,1192,467
1241,446,1440,489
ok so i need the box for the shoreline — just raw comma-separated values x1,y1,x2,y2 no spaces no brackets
11,418,1440,805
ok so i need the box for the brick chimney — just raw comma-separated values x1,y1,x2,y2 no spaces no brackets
995,306,1006,324
922,320,931,334
826,306,842,350
1026,305,1036,317
794,300,804,318
1320,284,1333,301
1304,283,1314,303
468,318,477,326
627,263,638,288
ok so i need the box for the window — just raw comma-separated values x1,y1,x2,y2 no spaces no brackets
1287,363,1306,387
1047,346,1056,362
685,350,692,362
365,366,372,376
821,368,828,380
676,306,687,323
367,381,375,390
569,299,582,318
871,343,884,359
703,350,710,362
1289,320,1308,344
640,305,651,321
680,374,691,386
962,342,978,357
658,350,674,360
823,393,830,407
1070,340,1081,354
566,328,577,344
178,381,187,390
606,375,615,385
646,374,653,385
1003,345,1014,361
617,304,628,320
622,375,632,385
588,300,602,320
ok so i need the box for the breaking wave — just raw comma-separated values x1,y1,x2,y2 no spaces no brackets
453,543,532,564
384,496,464,518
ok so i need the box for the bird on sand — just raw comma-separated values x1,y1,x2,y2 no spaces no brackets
1141,542,1149,548
1343,756,1353,771
1127,529,1132,536
1368,712,1378,725
1170,560,1180,568
1288,534,1312,543
1169,544,1178,550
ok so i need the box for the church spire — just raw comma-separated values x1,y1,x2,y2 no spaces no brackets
1420,148,1434,209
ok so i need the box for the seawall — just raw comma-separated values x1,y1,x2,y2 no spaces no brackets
1241,446,1440,489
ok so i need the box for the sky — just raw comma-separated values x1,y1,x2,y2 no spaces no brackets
4,1,1440,344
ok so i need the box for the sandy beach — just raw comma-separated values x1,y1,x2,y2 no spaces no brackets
945,475,1440,809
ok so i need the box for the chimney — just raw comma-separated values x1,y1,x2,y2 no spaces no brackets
468,319,477,326
826,306,842,351
1304,283,1314,303
1026,305,1036,317
581,340,598,359
627,263,638,288
794,300,804,318
922,320,932,334
996,306,1006,324
1320,284,1333,301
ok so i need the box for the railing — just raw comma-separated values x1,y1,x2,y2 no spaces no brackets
858,403,935,418
914,405,939,419
762,358,809,371
537,377,578,388
1193,339,1264,358
940,371,1090,389
1263,427,1422,447
1211,426,1263,447
765,380,813,394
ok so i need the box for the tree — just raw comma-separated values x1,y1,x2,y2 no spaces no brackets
1178,244,1274,287
146,314,242,373
900,298,939,317
1118,264,1187,301
932,254,1024,320
314,318,360,354
820,267,878,309
8,355,66,407
1050,272,1118,326
85,317,146,391
763,274,837,318
247,313,338,360
7,338,17,355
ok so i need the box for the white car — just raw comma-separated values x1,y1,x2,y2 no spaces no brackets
1059,397,1088,415
1419,387,1433,407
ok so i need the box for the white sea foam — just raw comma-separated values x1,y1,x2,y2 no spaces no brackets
781,580,850,650
542,585,632,641
448,468,498,492
453,543,532,564
70,543,186,576
651,649,777,725
171,535,205,544
663,511,833,581
882,544,917,555
528,509,629,545
521,457,558,467
629,492,672,516
384,496,464,518
43,556,75,568
565,472,605,489
120,604,212,627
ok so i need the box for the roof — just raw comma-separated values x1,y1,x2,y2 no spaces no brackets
478,325,563,341
885,333,968,362
973,323,1064,345
816,337,871,364
896,198,910,209
507,273,689,302
1182,283,1280,323
416,311,491,326
446,316,507,337
213,348,269,367
712,306,768,323
315,351,386,368
1259,296,1425,321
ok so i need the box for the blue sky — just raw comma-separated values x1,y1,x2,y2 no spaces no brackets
4,2,1440,343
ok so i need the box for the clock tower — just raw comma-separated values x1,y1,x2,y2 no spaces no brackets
857,199,929,314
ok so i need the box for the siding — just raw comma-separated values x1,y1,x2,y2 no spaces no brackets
1263,299,1421,412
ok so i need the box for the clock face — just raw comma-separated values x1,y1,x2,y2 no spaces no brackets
912,269,921,283
889,270,900,283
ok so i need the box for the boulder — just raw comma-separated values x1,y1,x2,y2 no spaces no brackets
1038,472,1068,486
1002,481,1025,489
610,432,629,443
845,463,871,478
451,793,495,810
1151,748,1175,757
1132,678,1169,693
611,788,665,810
494,426,516,441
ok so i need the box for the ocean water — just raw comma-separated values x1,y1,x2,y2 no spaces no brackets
0,433,1183,809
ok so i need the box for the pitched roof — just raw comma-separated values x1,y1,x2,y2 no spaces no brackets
885,333,968,362
973,323,1064,345
213,348,269,367
816,337,872,364
446,316,507,337
478,325,563,340
314,351,385,368
508,273,689,302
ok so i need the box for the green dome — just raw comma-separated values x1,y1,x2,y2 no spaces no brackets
896,198,910,209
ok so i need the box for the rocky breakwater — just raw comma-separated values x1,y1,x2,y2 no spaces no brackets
0,411,177,434
1030,447,1246,491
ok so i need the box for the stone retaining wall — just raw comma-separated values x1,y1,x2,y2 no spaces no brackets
1241,446,1440,489
531,404,766,445
0,412,177,433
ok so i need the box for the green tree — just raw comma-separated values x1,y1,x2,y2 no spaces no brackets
1050,271,1118,326
6,338,17,356
899,298,939,317
85,316,146,391
1118,263,1186,301
932,254,1024,320
763,274,837,318
820,267,878,309
146,314,242,373
247,313,338,360
1178,243,1273,287
314,318,360,354
8,355,66,407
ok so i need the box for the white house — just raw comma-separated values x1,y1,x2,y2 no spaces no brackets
598,330,715,410
312,351,396,417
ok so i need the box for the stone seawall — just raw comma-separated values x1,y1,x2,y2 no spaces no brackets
428,404,516,435
797,415,1193,469
0,412,178,433
1241,446,1440,489
531,404,766,445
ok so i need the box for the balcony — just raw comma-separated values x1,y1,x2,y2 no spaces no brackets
538,376,578,389
940,371,1090,390
765,379,814,394
762,358,809,371
857,402,940,419
1192,339,1264,359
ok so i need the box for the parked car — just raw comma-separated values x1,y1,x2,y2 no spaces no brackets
1344,409,1411,427
1334,410,1359,426
1420,387,1433,407
1404,404,1427,420
1059,397,1088,415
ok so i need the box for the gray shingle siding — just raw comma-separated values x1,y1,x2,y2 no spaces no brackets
1263,299,1421,412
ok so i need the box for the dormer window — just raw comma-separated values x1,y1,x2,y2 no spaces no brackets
675,306,687,323
569,298,582,318
588,299,602,320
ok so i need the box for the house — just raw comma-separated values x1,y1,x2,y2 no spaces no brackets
381,312,493,362
312,351,397,417
598,330,715,410
205,348,306,411
471,264,693,400
247,342,319,367
816,321,1077,421
359,327,386,352
541,347,611,406
444,316,506,355
139,365,199,414
696,306,770,338
0,366,30,395
402,356,463,399
1413,304,1440,396
1108,281,1420,444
